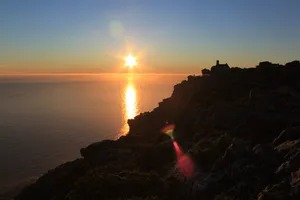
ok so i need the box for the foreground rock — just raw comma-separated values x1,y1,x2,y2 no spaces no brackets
15,60,300,200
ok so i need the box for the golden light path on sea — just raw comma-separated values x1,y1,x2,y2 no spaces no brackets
120,75,138,137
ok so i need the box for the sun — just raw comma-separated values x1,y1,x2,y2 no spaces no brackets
125,54,137,69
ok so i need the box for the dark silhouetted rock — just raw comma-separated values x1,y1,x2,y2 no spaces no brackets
14,60,300,200
273,127,300,146
257,61,280,69
201,68,211,76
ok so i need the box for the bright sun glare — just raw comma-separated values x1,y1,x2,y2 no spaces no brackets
125,55,137,69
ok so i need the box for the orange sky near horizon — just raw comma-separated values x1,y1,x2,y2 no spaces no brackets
1,1,299,75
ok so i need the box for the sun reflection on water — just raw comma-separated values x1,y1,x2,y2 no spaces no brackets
125,83,137,119
120,75,139,137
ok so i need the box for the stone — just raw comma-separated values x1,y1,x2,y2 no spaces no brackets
273,127,300,146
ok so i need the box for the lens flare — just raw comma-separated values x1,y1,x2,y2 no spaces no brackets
173,141,194,177
161,124,175,140
161,124,195,177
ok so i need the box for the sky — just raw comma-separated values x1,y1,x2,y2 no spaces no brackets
0,0,299,74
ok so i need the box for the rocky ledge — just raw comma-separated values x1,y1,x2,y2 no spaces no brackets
15,60,300,200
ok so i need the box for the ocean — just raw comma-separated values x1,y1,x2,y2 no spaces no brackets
0,74,186,188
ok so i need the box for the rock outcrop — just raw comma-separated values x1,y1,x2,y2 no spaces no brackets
15,60,300,200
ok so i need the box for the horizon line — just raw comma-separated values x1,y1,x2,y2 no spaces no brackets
0,72,195,76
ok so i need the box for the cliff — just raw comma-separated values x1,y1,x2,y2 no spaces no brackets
15,60,300,200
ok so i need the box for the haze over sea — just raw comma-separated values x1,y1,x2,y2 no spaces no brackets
0,74,186,187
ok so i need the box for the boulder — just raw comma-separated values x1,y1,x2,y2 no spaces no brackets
258,181,291,200
273,127,300,146
274,140,300,156
201,68,211,76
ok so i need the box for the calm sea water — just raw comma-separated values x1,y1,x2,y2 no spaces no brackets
0,74,186,188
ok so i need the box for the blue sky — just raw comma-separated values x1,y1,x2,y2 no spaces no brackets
0,0,299,73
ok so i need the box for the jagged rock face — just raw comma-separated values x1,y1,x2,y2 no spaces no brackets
177,130,300,200
15,60,300,200
273,127,300,147
201,68,211,76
